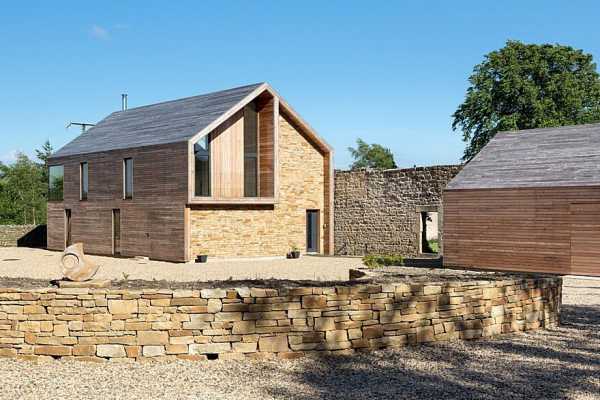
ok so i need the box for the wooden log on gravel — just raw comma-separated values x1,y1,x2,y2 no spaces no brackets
61,243,99,282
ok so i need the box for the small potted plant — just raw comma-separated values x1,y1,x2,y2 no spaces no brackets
195,249,208,263
290,245,301,259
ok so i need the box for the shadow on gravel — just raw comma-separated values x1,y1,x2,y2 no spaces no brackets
267,304,600,400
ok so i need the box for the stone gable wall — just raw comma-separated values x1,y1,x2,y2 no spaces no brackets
190,114,325,258
0,225,38,247
334,165,462,256
0,276,561,362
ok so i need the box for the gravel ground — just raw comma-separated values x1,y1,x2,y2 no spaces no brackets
0,276,597,400
0,247,361,282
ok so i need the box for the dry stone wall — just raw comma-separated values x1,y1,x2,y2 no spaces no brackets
0,276,561,362
334,165,462,256
0,225,37,247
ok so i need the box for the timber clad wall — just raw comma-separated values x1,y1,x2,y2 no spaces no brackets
444,186,600,277
47,142,188,261
190,114,326,257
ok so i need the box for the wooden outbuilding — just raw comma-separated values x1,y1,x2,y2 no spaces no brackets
444,123,600,277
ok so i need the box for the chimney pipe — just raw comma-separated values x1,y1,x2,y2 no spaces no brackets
121,94,128,111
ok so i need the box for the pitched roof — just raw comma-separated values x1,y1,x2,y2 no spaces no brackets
51,83,264,158
446,122,600,190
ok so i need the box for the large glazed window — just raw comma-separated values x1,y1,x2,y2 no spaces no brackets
244,103,258,197
194,136,211,196
80,162,88,200
48,165,64,201
123,158,133,199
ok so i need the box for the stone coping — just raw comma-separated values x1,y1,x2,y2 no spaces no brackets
0,276,562,362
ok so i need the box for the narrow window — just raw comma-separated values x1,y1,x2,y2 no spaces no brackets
244,103,258,197
194,136,210,196
48,165,64,201
123,158,133,199
80,162,88,200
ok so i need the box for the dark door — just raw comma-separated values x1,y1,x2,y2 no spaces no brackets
113,209,121,256
306,210,320,253
65,209,72,248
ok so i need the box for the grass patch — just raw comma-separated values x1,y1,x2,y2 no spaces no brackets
362,254,404,268
427,240,439,253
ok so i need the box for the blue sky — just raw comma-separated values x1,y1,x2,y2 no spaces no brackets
1,1,599,168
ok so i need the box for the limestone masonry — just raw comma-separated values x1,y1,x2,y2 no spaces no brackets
0,225,37,247
0,276,561,362
334,165,462,256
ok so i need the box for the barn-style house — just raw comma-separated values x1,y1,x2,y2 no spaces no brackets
47,83,334,262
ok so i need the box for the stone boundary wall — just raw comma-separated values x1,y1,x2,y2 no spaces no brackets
0,225,37,247
0,277,561,362
334,165,462,256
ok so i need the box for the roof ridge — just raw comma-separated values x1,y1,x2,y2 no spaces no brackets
111,82,265,114
497,121,600,136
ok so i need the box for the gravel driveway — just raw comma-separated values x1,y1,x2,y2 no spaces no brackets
0,276,598,399
0,247,361,282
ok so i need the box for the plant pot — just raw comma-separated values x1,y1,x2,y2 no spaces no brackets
291,251,301,259
196,255,208,263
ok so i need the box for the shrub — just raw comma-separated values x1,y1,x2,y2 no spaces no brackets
362,254,403,268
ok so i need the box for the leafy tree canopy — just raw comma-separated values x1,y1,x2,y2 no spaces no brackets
0,142,52,225
348,138,397,170
453,40,600,160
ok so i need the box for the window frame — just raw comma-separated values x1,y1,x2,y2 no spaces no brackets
123,158,133,200
194,135,211,197
243,103,259,197
48,165,64,202
80,161,88,201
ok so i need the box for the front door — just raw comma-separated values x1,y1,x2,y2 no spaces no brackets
306,210,320,253
64,209,72,248
113,209,121,256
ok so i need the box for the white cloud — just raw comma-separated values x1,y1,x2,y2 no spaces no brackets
90,25,110,40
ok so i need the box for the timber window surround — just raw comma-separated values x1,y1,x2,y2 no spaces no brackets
194,136,211,197
48,165,64,201
123,158,133,199
80,162,88,200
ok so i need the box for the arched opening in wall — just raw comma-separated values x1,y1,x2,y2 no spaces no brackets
416,206,439,255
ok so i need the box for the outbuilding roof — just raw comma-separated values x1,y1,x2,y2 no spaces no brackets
446,122,600,190
51,83,264,158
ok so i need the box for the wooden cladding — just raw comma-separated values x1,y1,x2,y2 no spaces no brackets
258,95,275,198
47,142,189,262
210,110,245,198
191,91,276,202
443,186,600,277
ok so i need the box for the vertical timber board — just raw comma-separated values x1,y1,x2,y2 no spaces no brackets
569,202,600,276
258,95,275,198
210,110,244,198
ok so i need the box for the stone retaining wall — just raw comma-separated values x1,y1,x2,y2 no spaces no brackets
334,165,462,256
0,276,561,362
0,225,38,247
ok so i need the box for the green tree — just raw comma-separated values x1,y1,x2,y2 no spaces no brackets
0,153,47,224
453,40,600,160
348,138,397,170
35,140,53,185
